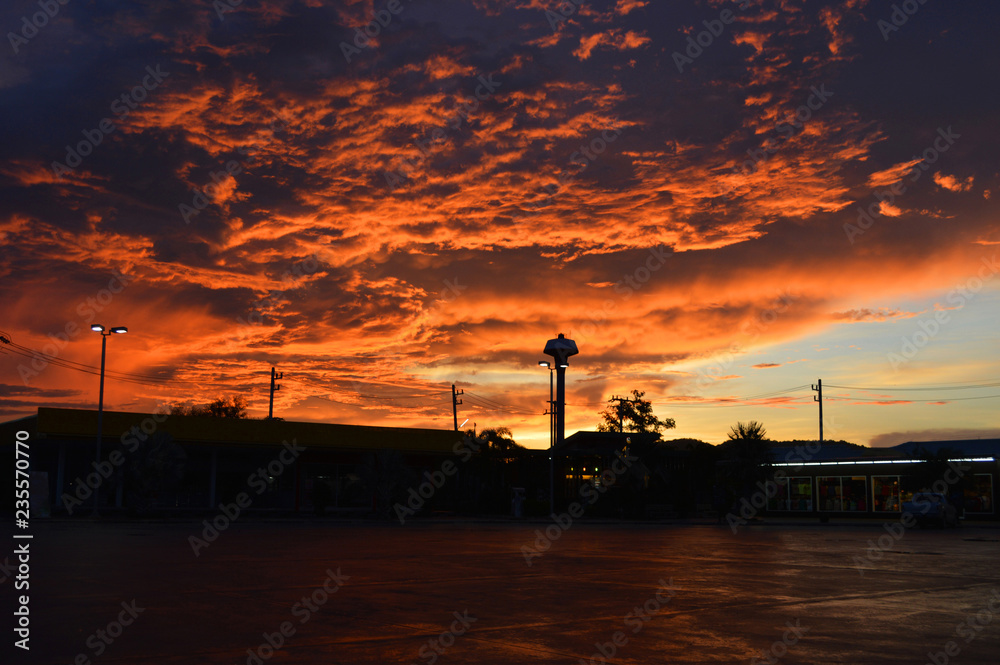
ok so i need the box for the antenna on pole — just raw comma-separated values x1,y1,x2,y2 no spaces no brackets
452,384,464,431
269,367,283,420
811,379,823,442
608,395,632,433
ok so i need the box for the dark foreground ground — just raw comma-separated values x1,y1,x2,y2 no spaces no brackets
7,519,1000,664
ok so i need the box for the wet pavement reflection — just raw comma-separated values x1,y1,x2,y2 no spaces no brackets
24,520,1000,663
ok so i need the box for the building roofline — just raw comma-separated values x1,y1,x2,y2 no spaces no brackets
12,407,463,454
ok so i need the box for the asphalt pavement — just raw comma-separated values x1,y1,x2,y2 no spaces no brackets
8,519,1000,664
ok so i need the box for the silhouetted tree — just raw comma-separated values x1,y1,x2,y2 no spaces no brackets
727,420,767,442
170,395,249,418
719,421,773,506
477,426,523,459
596,390,676,437
469,427,526,513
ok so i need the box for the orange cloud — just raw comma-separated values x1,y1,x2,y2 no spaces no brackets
933,172,974,193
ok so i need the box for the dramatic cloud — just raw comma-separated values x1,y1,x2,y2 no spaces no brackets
933,172,975,193
1,0,998,446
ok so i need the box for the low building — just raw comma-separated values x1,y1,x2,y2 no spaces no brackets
764,439,998,519
555,431,695,517
1,407,467,517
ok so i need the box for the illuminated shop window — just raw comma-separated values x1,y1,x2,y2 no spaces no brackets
872,475,901,512
817,476,867,511
766,476,813,511
965,474,994,514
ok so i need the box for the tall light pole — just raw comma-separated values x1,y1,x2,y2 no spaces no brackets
91,324,127,516
543,333,578,448
538,361,554,514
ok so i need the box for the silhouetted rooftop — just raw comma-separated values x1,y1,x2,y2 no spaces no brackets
558,430,661,456
2,407,463,454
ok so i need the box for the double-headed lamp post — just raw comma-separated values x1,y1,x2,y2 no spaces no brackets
91,324,127,515
538,361,555,514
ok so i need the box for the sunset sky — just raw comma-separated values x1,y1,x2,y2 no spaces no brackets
2,0,998,448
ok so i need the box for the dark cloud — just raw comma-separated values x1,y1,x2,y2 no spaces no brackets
2,0,998,445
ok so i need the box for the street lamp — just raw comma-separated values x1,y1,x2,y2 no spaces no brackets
543,333,578,516
91,324,127,515
538,360,555,514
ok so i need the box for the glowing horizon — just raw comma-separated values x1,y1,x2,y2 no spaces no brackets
1,0,998,448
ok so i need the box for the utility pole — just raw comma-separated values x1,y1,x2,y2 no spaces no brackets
812,379,823,442
269,367,283,419
608,395,631,433
452,384,464,431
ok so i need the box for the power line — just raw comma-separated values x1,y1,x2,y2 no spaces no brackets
826,394,1000,403
1,333,176,385
289,374,448,400
1,346,174,388
312,375,449,399
645,384,811,406
737,384,812,400
463,392,537,415
464,391,513,409
464,393,506,408
826,381,1000,392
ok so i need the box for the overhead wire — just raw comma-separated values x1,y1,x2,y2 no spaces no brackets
7,327,998,414
463,391,538,415
826,394,1000,403
1,334,177,385
826,381,1000,392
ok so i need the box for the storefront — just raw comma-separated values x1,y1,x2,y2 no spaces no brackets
764,440,999,520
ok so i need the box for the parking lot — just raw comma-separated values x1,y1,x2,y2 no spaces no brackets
11,519,1000,664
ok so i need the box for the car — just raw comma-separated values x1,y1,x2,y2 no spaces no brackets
902,492,960,528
